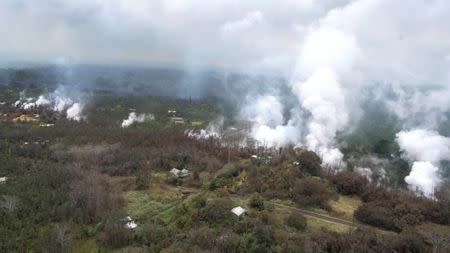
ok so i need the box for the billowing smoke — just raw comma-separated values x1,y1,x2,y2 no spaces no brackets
187,116,224,139
121,112,155,128
396,129,450,196
66,103,84,121
240,95,301,147
14,86,85,121
240,27,359,168
3,0,450,196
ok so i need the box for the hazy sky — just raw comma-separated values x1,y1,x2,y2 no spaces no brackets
0,0,347,71
1,0,449,78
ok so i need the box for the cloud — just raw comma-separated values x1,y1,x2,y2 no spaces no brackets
0,0,346,70
220,11,264,34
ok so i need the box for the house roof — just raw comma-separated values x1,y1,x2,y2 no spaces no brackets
231,206,246,217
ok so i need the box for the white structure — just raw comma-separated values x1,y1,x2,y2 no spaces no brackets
231,206,247,217
124,216,137,229
170,168,191,178
0,177,7,184
39,123,55,127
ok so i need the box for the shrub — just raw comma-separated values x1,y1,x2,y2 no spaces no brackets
188,227,216,250
136,219,172,251
135,167,151,190
218,164,243,179
360,184,388,202
208,177,230,190
249,194,265,211
355,188,447,232
166,176,181,186
331,171,368,195
285,213,307,231
199,198,234,226
215,229,240,253
191,195,207,209
354,199,425,232
292,177,334,210
96,216,132,249
295,151,322,176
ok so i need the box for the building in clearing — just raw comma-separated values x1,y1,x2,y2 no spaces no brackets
170,117,185,124
0,177,7,184
231,206,247,217
124,216,137,229
170,168,191,178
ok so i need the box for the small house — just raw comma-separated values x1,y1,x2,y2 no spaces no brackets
124,216,137,229
171,117,185,124
170,168,191,178
231,206,247,217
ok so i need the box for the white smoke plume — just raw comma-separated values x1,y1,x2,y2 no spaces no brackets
396,129,450,196
239,95,302,147
187,116,224,139
66,103,84,121
13,86,85,121
121,112,154,128
405,161,441,198
288,26,360,168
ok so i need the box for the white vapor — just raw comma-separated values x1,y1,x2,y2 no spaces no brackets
396,129,450,196
14,86,85,121
66,103,84,121
187,116,224,140
240,95,302,147
220,11,264,34
121,112,154,128
288,26,360,168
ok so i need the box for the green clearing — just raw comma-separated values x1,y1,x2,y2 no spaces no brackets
329,195,362,220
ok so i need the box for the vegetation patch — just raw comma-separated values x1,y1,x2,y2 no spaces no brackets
124,190,177,222
329,195,362,220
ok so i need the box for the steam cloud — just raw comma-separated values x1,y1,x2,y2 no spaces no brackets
3,0,450,196
240,95,301,147
121,112,155,128
396,129,450,196
14,86,85,121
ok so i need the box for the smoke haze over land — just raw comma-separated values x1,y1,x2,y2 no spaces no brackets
2,0,450,196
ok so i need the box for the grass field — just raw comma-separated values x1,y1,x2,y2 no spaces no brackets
124,186,182,223
329,195,362,220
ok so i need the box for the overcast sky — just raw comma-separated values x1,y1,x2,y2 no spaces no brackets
0,0,349,70
1,0,450,79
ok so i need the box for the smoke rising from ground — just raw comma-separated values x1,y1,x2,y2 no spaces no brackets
14,86,85,121
396,129,450,196
121,112,155,128
2,0,450,195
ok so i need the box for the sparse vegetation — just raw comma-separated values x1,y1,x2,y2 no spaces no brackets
1,79,449,252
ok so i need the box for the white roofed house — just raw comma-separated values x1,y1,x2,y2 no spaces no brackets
124,216,137,229
0,177,7,184
231,206,247,217
170,168,191,178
